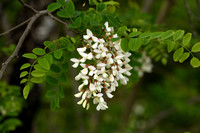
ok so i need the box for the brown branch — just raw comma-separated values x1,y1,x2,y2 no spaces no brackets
18,0,38,13
0,18,31,37
184,0,198,37
141,0,154,13
47,12,69,27
156,0,176,24
0,10,48,80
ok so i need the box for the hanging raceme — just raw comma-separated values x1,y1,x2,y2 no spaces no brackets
71,22,132,111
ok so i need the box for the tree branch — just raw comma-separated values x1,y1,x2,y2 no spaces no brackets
0,18,31,37
0,10,48,80
18,0,38,13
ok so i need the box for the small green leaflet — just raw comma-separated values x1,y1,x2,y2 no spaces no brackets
31,77,44,83
47,3,61,12
128,38,142,51
20,71,28,78
57,0,66,7
190,57,200,68
191,42,200,52
179,52,190,63
23,53,37,59
23,84,30,99
58,86,64,98
64,0,75,17
167,41,176,52
20,78,27,84
20,63,31,70
173,47,184,62
182,33,192,46
46,90,56,98
31,70,45,77
161,30,174,40
121,38,129,52
54,49,63,59
129,32,141,38
150,32,163,39
32,48,46,55
67,44,75,51
173,30,185,41
38,58,50,70
139,33,150,39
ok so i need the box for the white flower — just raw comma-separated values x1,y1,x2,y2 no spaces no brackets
71,22,133,111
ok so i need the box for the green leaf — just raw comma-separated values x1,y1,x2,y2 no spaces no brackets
50,64,61,73
23,84,30,99
110,37,120,42
161,30,174,40
20,78,27,84
57,9,68,18
106,15,120,27
58,86,64,98
173,30,185,41
191,42,200,52
139,33,150,39
46,75,58,85
50,98,56,111
44,41,56,50
32,48,46,55
23,53,37,59
167,41,176,52
67,44,75,51
34,64,48,72
182,33,192,46
57,0,66,6
31,70,45,77
54,49,63,59
190,57,200,68
74,17,82,28
60,37,70,46
47,3,61,12
118,26,127,35
103,1,119,6
129,32,141,37
150,32,163,39
20,63,31,70
64,0,75,17
173,47,184,62
70,37,76,43
62,62,68,72
161,58,167,65
97,3,107,12
38,58,50,70
46,90,56,98
45,54,53,65
59,73,66,83
55,94,60,108
179,52,190,63
120,38,129,52
20,71,28,78
128,38,142,51
31,77,44,83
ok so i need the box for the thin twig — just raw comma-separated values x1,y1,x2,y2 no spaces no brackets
184,0,198,36
0,18,31,37
18,0,38,13
47,12,69,27
0,10,48,80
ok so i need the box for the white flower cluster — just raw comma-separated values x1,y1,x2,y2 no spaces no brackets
71,22,132,111
134,52,153,77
